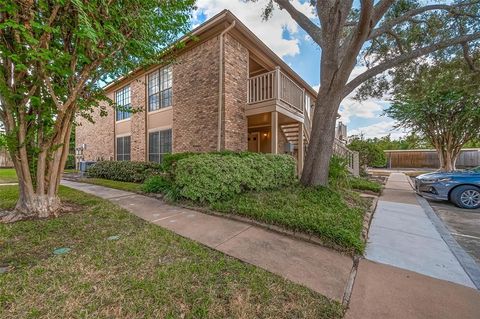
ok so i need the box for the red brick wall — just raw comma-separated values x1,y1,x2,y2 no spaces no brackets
76,92,115,161
223,34,248,151
130,75,147,161
77,32,252,159
172,36,220,152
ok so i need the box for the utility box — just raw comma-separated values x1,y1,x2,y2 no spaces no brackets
79,161,96,176
284,142,295,154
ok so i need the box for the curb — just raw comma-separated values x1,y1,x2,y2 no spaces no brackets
342,194,379,307
416,195,480,290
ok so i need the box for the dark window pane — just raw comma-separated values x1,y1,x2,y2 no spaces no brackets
116,85,131,120
148,129,172,163
116,136,131,161
117,137,124,155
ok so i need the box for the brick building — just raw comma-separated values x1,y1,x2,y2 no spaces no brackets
76,10,318,174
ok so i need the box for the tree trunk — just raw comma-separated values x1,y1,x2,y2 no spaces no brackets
15,192,61,218
437,147,459,172
301,89,342,186
2,121,72,223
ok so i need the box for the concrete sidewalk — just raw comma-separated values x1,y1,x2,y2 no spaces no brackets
345,172,480,318
62,178,480,318
346,259,480,319
61,180,353,302
365,173,475,288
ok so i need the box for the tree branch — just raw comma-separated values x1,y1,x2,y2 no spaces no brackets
342,31,480,98
369,1,480,40
274,0,323,46
462,42,480,72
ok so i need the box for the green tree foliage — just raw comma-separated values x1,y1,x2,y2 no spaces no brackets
249,0,480,186
348,137,387,168
0,0,195,219
385,58,480,171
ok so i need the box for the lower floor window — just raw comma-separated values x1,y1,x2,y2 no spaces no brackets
116,136,131,161
149,129,172,163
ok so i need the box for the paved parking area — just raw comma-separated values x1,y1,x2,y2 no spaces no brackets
428,200,480,265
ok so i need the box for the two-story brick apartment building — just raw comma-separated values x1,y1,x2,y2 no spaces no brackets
76,10,319,174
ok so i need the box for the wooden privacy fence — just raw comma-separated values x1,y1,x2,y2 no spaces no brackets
385,149,480,169
0,148,13,168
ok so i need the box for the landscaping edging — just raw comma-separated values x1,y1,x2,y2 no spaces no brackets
359,193,379,244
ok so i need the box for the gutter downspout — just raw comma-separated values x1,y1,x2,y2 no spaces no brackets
217,21,236,151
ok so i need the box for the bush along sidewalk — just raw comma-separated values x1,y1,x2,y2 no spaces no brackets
78,152,380,254
87,160,162,183
141,152,374,254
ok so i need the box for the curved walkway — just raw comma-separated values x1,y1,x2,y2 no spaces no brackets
61,179,353,302
61,178,480,318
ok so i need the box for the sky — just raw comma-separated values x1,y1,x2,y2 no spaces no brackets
193,0,407,139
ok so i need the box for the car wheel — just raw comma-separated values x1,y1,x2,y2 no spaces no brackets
451,185,480,209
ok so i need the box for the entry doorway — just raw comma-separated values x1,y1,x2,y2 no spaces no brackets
248,132,260,152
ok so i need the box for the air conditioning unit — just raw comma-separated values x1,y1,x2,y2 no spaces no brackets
284,142,295,154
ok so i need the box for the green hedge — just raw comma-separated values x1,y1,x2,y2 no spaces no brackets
87,161,162,183
173,152,296,203
65,154,75,169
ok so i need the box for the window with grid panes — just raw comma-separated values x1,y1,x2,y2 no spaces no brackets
148,129,172,163
148,65,172,112
116,136,131,161
115,85,131,121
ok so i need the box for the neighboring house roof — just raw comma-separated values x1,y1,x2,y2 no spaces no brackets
103,10,318,97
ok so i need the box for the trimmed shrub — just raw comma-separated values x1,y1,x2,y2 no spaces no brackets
173,152,296,203
161,152,197,172
328,155,350,186
65,154,75,169
142,175,171,193
87,161,161,183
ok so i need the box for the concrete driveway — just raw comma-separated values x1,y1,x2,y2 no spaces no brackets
428,200,480,265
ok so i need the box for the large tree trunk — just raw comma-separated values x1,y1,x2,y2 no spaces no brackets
2,119,72,223
301,87,342,186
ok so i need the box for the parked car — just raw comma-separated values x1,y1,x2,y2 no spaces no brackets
415,167,480,209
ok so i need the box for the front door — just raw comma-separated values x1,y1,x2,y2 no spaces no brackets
248,132,260,152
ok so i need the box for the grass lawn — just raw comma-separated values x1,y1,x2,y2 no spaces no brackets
210,185,371,255
0,168,17,183
78,177,142,193
75,177,373,254
348,177,382,194
0,186,343,319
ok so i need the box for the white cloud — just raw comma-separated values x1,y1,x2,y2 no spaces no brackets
339,96,384,124
349,120,407,139
194,0,316,58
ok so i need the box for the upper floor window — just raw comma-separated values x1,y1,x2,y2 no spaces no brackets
116,135,131,161
148,65,172,112
116,85,131,121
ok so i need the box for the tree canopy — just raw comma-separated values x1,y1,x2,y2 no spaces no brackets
0,0,195,219
385,58,480,170
251,0,480,185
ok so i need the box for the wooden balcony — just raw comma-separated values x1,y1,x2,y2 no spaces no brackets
247,67,305,122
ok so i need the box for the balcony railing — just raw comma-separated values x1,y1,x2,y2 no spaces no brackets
333,138,360,176
247,68,304,114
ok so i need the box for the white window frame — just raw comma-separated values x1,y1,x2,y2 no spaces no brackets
115,85,131,122
148,127,172,163
116,134,131,161
148,65,173,112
